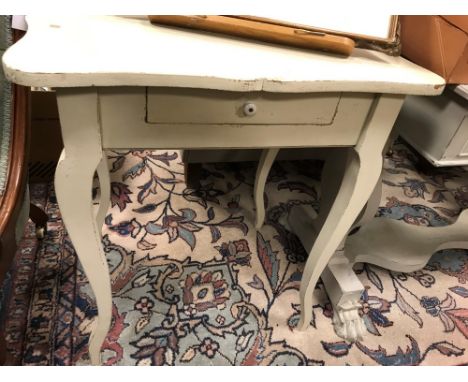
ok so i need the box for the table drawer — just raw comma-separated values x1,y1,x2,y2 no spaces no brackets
146,87,341,125
99,87,375,149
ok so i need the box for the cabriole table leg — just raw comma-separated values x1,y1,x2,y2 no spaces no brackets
254,148,280,229
55,88,112,365
95,155,111,229
290,94,405,332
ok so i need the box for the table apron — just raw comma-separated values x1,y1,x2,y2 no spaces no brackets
97,87,376,149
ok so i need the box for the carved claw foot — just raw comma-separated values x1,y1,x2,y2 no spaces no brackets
332,300,366,342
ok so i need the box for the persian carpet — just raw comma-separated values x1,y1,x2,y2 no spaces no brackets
2,140,468,366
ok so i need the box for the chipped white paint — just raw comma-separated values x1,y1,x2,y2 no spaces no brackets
3,16,444,94
346,209,468,273
254,148,280,229
398,89,468,167
1,15,448,361
289,95,405,333
54,88,112,366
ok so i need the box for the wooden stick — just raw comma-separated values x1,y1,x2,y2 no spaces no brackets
148,15,355,56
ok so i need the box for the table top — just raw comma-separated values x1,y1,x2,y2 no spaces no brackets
2,15,445,95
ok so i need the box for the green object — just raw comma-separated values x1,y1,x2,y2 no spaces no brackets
0,16,12,195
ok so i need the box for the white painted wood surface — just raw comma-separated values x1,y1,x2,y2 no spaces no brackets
2,16,444,94
147,88,341,125
285,148,366,340
345,209,468,273
289,94,405,331
1,15,450,363
54,88,112,366
319,199,468,343
99,88,374,149
254,149,280,229
454,85,468,100
95,156,111,231
398,89,468,167
321,252,366,342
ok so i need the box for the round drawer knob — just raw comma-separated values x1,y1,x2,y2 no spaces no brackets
243,102,257,116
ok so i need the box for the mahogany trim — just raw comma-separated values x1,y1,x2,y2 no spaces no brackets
0,84,30,280
0,29,30,365
0,29,30,281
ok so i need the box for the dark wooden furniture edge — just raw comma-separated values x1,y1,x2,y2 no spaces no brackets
0,29,30,366
0,82,29,366
0,82,30,280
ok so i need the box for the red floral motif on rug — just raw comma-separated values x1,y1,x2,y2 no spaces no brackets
2,141,468,365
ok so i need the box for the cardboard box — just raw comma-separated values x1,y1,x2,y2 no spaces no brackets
400,16,468,84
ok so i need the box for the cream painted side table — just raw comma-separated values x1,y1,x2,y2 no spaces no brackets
2,16,444,364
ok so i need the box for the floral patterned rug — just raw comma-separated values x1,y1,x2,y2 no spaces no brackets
2,140,468,366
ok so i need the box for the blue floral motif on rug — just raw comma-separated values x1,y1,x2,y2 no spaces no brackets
3,141,468,365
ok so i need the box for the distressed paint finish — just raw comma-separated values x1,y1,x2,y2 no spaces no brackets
1,15,448,363
54,88,112,366
289,95,405,332
3,16,444,94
